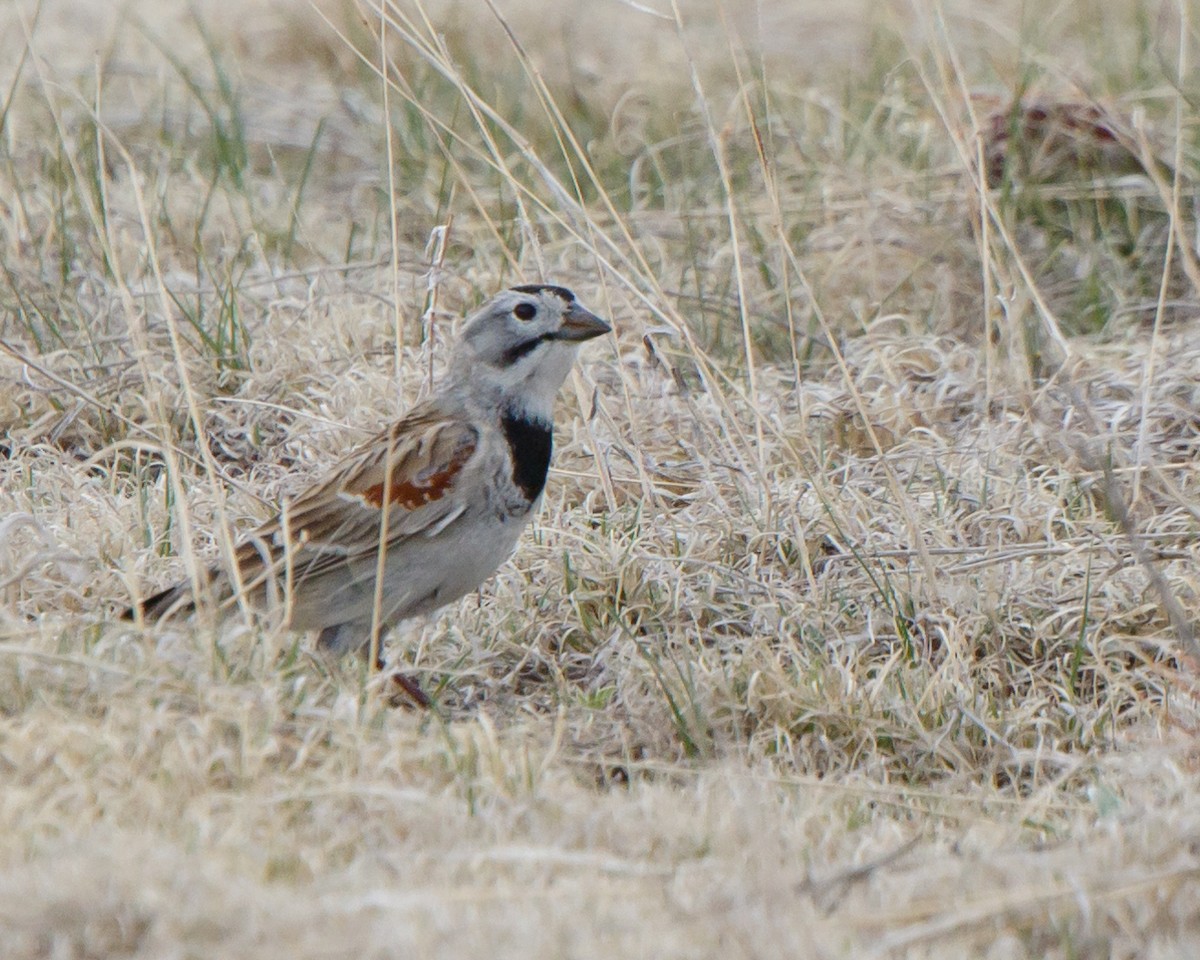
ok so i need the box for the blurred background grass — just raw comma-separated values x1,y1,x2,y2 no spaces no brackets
2,0,1200,956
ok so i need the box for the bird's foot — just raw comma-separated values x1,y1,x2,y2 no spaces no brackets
385,668,433,709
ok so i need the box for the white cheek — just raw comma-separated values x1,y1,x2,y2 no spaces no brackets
507,343,577,415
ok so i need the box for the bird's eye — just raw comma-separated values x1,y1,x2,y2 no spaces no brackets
513,302,537,321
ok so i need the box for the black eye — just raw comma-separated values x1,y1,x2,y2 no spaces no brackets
513,302,537,321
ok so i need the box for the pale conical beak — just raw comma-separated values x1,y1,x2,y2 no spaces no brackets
552,304,612,342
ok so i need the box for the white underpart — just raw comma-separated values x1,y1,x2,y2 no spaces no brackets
489,341,580,421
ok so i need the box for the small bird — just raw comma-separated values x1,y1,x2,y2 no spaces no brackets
128,284,611,676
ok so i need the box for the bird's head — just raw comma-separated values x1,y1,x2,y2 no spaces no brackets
453,284,611,418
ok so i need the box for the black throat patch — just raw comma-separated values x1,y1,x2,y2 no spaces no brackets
501,409,553,502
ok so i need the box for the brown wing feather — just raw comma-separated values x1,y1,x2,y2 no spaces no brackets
232,408,479,589
131,407,481,621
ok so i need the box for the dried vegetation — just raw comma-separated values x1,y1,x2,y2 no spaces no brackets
2,0,1200,956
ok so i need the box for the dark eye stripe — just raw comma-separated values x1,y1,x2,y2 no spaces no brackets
502,335,549,366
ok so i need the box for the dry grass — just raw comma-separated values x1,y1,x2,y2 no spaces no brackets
2,0,1200,955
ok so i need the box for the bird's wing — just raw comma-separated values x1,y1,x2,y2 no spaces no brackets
232,406,480,588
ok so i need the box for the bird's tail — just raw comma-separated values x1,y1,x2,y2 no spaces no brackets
122,581,197,623
123,565,226,623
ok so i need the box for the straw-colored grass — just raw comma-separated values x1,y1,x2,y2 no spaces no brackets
2,0,1200,955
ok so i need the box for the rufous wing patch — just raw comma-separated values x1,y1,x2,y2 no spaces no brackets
359,436,477,510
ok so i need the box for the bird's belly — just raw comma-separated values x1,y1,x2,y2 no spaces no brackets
279,507,533,636
378,512,529,620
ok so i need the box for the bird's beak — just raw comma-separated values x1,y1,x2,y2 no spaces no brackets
553,304,612,342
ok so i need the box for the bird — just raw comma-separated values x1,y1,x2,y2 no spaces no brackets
127,284,611,687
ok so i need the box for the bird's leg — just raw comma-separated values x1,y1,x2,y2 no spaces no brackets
387,670,433,709
319,621,433,707
372,648,432,708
